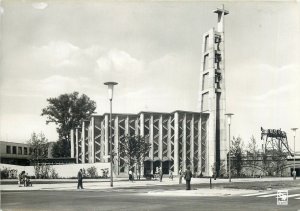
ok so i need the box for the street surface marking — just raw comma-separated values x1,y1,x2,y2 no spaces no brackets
257,193,278,198
288,194,300,198
242,192,272,197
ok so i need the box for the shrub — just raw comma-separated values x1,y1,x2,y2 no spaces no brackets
0,168,18,179
34,164,59,179
86,166,98,178
50,168,59,179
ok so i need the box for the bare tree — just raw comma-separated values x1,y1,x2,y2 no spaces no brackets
246,136,259,177
231,136,245,177
119,135,151,179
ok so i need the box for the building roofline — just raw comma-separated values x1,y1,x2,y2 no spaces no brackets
91,110,203,117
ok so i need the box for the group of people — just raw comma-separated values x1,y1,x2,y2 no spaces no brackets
129,166,193,190
18,171,32,187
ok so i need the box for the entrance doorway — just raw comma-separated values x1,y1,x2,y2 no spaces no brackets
153,160,161,174
162,160,172,174
144,161,152,175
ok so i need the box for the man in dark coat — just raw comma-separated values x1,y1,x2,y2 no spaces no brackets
77,169,83,189
184,166,192,190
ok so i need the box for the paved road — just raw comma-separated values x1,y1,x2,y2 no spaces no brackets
2,186,300,211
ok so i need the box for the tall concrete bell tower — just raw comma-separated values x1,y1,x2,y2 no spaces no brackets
198,6,229,176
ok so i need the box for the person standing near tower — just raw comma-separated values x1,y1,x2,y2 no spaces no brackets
184,166,192,190
77,169,84,189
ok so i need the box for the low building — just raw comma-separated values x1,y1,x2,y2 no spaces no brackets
0,141,31,165
0,141,75,166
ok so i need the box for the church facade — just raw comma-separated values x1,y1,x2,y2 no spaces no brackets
70,7,229,177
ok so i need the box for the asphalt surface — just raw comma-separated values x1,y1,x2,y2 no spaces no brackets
2,186,300,211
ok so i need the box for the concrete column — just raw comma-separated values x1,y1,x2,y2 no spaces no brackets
91,117,95,163
81,121,85,164
208,114,215,176
190,115,194,173
70,129,74,158
140,113,145,177
100,120,105,162
135,117,139,136
125,116,129,135
174,112,179,175
150,115,154,174
75,128,79,164
182,114,186,171
104,115,109,162
140,113,144,137
198,117,202,173
114,116,119,175
167,116,171,159
149,115,154,159
159,115,163,160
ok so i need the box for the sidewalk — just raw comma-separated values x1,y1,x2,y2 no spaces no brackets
1,177,295,192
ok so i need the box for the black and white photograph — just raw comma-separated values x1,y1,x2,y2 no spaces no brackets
0,0,299,210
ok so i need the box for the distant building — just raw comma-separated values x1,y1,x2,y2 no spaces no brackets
0,141,75,166
0,141,31,165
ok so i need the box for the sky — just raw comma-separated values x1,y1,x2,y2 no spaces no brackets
0,0,299,151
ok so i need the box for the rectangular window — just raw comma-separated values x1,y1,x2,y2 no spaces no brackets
202,73,209,90
201,93,209,112
204,35,209,51
24,147,28,155
12,146,17,154
203,54,209,70
6,145,11,154
18,147,22,155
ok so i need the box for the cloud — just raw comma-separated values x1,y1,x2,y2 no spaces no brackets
250,84,295,101
0,75,95,99
32,2,48,10
95,49,144,74
33,41,79,67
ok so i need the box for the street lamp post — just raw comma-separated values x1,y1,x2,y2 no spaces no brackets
104,81,118,187
225,113,234,182
291,128,298,180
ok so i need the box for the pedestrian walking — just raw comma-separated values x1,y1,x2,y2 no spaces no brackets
184,166,192,190
179,168,183,184
169,169,173,180
77,169,84,189
159,167,163,182
137,170,141,180
293,170,296,180
129,170,133,182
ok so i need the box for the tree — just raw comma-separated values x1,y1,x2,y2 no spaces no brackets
271,148,288,176
27,132,49,162
246,136,260,177
119,135,151,179
27,132,50,178
230,136,244,177
41,92,96,157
